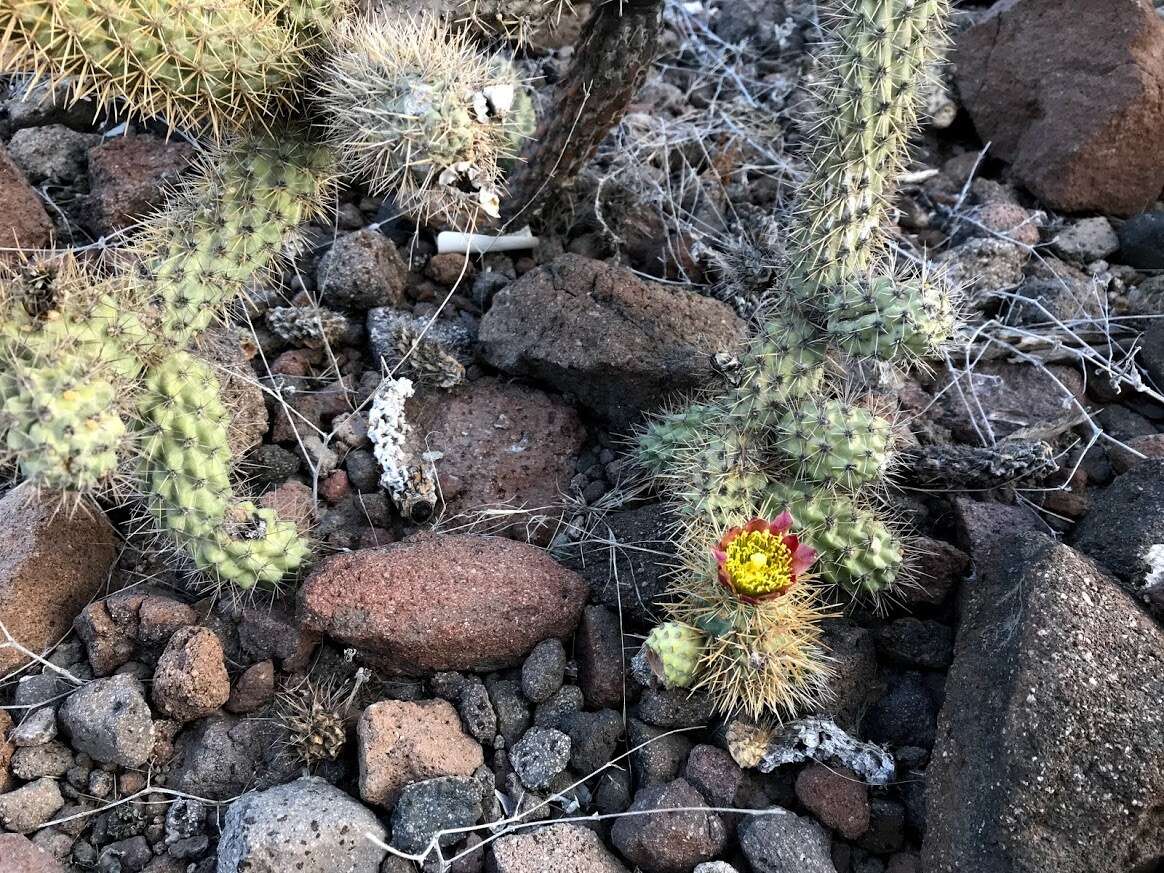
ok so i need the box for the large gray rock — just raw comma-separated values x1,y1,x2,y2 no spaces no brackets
479,255,746,427
59,674,154,768
168,715,295,800
491,823,629,873
738,811,834,873
923,533,1164,873
217,777,386,873
1073,460,1164,613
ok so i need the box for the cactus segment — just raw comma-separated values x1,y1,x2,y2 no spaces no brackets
635,402,722,476
726,316,827,430
671,576,833,720
138,352,310,590
316,12,534,224
135,134,334,346
758,482,902,597
774,399,893,490
788,0,951,296
824,273,956,360
2,357,128,491
0,0,306,137
643,621,705,689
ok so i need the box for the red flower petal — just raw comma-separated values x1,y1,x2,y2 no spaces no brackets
716,525,743,551
770,510,794,534
743,518,768,534
790,544,817,577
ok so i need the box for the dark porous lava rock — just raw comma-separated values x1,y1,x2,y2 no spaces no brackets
479,255,746,427
924,533,1164,873
1073,460,1164,606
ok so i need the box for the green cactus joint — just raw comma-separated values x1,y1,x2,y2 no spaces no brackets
139,352,310,590
825,273,957,361
0,0,306,138
643,622,705,689
137,135,336,346
774,399,893,491
759,483,903,597
3,361,127,492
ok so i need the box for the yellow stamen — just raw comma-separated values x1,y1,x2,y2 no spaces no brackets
723,529,795,598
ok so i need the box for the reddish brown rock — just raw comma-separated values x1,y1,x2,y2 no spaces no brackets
0,145,52,250
83,135,195,234
226,660,275,714
795,764,871,840
151,627,230,722
479,255,746,427
0,487,117,675
0,834,67,873
136,595,198,645
954,0,1164,215
409,378,586,543
298,534,589,673
357,699,484,809
425,252,478,286
575,606,624,710
74,601,136,677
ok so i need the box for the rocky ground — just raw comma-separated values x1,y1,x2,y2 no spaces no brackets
2,1,1164,872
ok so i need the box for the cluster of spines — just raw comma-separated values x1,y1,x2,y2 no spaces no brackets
0,0,308,139
315,12,535,224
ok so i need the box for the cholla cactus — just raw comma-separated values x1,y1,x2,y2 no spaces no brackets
315,12,534,224
636,0,957,720
0,0,308,138
455,0,574,44
0,133,333,591
649,514,834,720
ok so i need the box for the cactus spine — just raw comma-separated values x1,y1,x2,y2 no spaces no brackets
636,0,956,718
0,0,306,138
